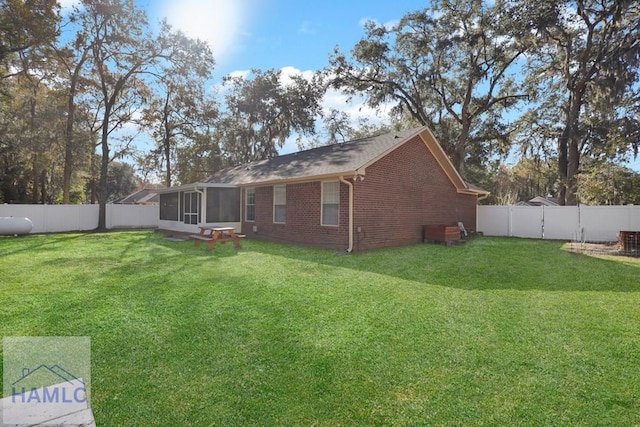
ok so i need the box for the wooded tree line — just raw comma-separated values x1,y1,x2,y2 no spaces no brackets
1,0,639,228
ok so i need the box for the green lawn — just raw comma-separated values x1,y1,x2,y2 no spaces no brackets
1,232,639,426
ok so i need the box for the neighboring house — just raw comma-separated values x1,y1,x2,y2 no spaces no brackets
158,126,489,251
516,196,559,207
115,188,160,205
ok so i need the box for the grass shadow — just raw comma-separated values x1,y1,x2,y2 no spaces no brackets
154,234,242,258
0,233,90,256
2,232,637,293
241,237,640,292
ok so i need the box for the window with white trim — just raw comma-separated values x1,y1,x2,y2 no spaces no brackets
245,187,255,221
321,181,339,226
273,185,286,223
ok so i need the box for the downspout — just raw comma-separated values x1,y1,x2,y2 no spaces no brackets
476,192,490,235
339,176,354,253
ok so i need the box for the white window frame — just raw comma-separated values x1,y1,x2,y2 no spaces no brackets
321,181,340,227
245,187,255,222
273,185,286,224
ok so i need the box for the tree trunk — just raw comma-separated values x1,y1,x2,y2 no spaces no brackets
88,153,97,204
565,91,584,206
62,54,89,204
164,134,171,187
163,94,172,187
62,79,77,204
455,121,471,179
97,107,111,231
557,126,569,206
455,147,465,179
62,147,73,203
557,90,583,205
566,132,581,205
97,151,108,230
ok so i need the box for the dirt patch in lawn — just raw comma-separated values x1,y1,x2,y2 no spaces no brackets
569,241,640,258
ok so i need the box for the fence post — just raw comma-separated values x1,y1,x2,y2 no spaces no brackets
43,204,49,233
575,206,582,242
106,204,112,229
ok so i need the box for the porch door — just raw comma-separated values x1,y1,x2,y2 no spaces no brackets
183,191,201,224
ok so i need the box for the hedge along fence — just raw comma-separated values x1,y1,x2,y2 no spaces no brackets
0,204,159,233
477,205,640,242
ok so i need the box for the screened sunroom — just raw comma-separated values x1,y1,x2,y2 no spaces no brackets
157,183,241,233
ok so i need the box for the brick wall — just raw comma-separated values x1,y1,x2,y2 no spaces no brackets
353,135,477,251
241,181,350,250
240,134,477,252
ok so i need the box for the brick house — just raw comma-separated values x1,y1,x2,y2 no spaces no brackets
158,126,488,251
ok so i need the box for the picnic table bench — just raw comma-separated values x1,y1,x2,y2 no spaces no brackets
190,226,245,251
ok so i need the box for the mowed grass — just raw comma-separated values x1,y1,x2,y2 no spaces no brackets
1,232,639,426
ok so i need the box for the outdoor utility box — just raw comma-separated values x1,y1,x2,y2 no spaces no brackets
619,230,640,255
424,225,461,244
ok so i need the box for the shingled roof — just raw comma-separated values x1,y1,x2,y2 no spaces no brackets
198,126,487,196
115,188,160,204
203,127,426,185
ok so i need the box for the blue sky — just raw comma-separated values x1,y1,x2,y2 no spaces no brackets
145,0,424,79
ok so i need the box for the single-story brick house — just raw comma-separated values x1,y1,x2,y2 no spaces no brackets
158,126,489,251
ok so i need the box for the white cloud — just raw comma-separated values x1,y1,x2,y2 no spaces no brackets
298,21,318,34
58,0,80,13
317,69,388,122
219,66,314,88
279,66,314,85
322,87,383,120
227,69,251,79
208,69,250,96
161,0,249,63
358,17,398,31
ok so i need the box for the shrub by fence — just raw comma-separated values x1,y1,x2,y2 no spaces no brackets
0,204,159,233
477,205,640,242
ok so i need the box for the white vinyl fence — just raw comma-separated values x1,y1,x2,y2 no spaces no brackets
4,203,637,241
477,205,640,242
0,204,158,233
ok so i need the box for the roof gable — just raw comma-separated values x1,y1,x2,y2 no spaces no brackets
418,127,473,194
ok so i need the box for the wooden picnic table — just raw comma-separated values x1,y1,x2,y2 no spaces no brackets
190,226,244,251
